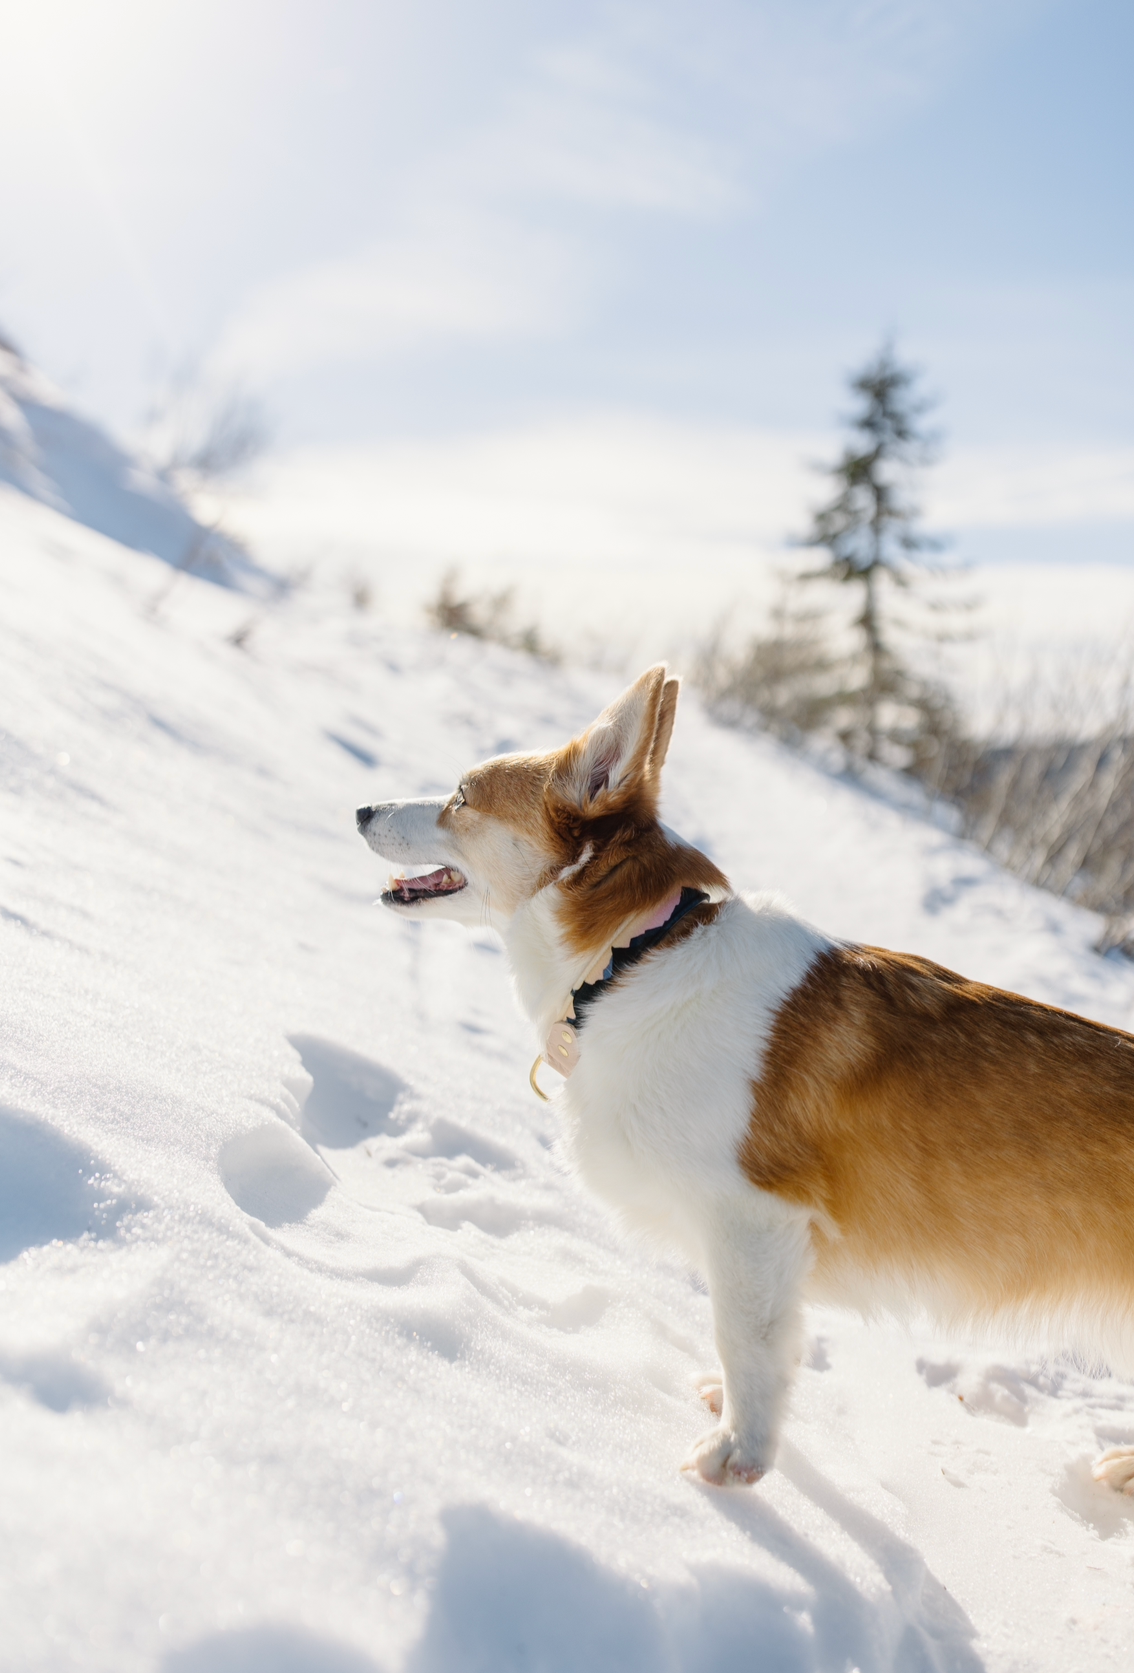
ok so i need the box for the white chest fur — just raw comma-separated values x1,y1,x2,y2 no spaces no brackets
548,894,828,1263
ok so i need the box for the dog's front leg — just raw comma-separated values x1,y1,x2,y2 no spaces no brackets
682,1198,812,1487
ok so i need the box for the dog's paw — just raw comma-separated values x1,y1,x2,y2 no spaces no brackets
681,1424,768,1487
1092,1447,1134,1494
696,1375,723,1417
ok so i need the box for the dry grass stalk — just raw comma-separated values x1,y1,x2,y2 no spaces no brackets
425,569,559,663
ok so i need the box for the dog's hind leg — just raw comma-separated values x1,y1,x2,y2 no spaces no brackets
682,1199,812,1487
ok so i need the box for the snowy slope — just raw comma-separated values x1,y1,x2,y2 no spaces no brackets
3,485,1134,1673
0,343,262,590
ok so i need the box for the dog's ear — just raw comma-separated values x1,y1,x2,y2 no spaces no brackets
648,676,680,775
559,665,674,812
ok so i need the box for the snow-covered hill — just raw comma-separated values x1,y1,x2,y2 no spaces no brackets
0,340,263,591
3,483,1134,1673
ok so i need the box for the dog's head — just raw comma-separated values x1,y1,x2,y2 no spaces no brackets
356,665,726,949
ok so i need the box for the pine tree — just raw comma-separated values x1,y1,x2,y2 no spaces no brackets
800,342,949,765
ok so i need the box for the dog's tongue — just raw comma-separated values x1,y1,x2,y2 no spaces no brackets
397,867,459,896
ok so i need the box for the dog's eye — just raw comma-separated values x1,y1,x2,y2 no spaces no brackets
452,786,466,810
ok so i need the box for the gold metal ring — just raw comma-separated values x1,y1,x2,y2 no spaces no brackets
529,1055,552,1101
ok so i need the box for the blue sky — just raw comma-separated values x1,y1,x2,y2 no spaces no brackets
1,0,1131,566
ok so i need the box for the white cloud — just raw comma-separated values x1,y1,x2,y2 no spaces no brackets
932,446,1134,529
209,43,737,382
0,0,1060,428
210,17,743,383
208,0,1034,385
464,43,740,215
211,209,583,380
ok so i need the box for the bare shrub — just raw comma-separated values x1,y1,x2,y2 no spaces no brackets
923,662,1134,954
140,367,273,614
144,369,271,498
425,569,559,663
700,595,1134,954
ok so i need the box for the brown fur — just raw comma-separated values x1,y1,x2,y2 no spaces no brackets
441,669,729,962
553,823,727,960
743,945,1134,1332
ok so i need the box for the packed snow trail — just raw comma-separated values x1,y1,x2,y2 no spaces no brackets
2,483,1133,1673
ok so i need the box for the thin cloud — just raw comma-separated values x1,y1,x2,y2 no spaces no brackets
211,210,586,380
933,446,1134,529
465,43,741,215
210,0,1032,384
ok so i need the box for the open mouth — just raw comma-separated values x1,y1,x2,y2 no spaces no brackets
382,865,469,906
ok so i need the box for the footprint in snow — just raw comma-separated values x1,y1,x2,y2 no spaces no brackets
219,1035,526,1264
287,1033,521,1186
916,1356,1031,1425
287,1033,410,1148
1055,1454,1134,1537
218,1123,334,1229
415,1193,554,1238
0,1104,140,1262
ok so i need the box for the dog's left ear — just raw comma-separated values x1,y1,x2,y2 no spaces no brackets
649,675,680,775
560,665,678,812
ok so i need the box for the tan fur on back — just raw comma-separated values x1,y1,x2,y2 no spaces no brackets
744,945,1134,1341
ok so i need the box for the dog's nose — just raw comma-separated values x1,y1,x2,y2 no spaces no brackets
356,805,374,833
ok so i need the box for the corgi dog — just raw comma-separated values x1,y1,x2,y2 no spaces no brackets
357,665,1134,1492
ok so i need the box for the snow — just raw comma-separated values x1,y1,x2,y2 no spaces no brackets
0,346,262,591
3,471,1134,1673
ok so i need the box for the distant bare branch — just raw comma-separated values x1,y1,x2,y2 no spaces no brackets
921,656,1134,955
144,367,271,494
